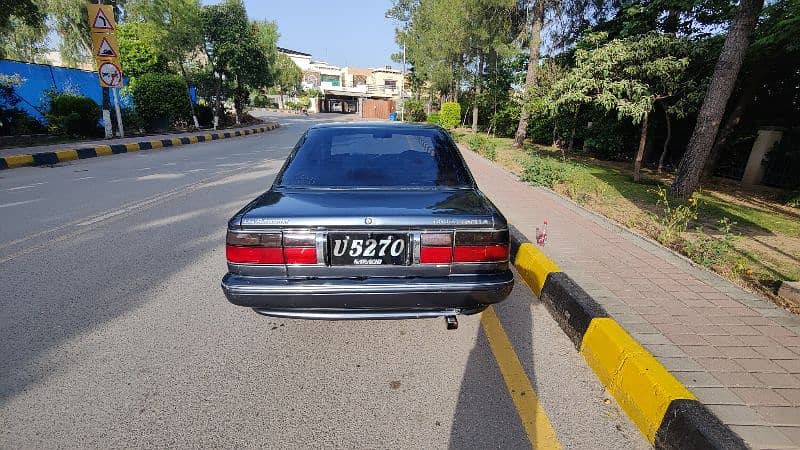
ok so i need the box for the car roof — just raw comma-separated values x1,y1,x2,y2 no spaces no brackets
308,122,443,131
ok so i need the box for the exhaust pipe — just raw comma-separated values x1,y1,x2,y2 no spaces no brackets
445,316,458,330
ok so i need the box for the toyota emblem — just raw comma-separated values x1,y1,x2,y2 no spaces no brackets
364,217,374,225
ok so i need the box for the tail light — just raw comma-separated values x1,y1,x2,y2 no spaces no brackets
226,231,317,265
453,230,509,263
419,230,509,264
420,233,453,264
283,233,317,264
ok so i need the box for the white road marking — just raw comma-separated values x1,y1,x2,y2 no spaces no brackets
6,182,47,191
74,177,95,181
135,173,185,181
0,199,40,208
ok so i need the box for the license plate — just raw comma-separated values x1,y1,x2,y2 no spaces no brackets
329,233,409,266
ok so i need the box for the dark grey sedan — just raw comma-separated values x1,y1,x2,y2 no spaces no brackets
221,122,513,328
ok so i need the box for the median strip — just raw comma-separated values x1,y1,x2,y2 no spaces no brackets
0,123,280,170
509,227,748,450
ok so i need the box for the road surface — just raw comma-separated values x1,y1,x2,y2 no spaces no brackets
0,113,649,448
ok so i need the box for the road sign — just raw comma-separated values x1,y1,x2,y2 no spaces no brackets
97,60,123,87
87,4,116,31
91,32,119,59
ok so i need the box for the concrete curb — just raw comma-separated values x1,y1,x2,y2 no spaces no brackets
0,123,280,170
509,225,748,450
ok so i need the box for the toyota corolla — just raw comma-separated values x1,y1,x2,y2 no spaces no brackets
221,122,513,328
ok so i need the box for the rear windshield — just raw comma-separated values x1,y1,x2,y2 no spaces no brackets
276,127,473,189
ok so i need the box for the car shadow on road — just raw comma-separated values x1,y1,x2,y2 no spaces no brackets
447,246,542,447
0,175,264,403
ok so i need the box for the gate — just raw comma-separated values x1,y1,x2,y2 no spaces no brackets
362,99,395,120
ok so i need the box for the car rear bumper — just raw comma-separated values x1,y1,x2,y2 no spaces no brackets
221,271,514,319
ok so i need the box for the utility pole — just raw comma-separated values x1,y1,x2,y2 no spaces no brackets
400,41,406,122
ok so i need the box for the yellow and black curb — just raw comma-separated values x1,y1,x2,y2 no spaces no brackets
508,226,748,450
0,123,280,171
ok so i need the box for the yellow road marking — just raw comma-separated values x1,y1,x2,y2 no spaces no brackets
514,243,560,296
481,306,561,449
171,138,182,146
125,143,140,152
149,140,163,149
4,154,35,168
189,136,198,143
580,318,695,443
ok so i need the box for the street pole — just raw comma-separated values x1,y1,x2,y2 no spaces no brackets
400,41,406,122
102,87,113,139
112,87,124,137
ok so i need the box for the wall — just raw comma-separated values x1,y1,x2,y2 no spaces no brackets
1,59,128,124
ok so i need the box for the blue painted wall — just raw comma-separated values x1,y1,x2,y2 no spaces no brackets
0,59,129,125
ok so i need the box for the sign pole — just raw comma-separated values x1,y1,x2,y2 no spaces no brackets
112,87,124,138
102,86,113,139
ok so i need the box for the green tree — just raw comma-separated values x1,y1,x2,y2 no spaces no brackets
0,0,45,60
274,52,302,109
549,32,692,180
201,0,275,126
125,0,204,127
117,22,168,78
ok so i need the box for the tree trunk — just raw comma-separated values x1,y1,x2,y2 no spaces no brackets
512,0,546,148
633,110,650,182
214,76,222,130
567,106,579,153
472,52,484,132
669,0,764,198
278,89,285,109
179,63,199,129
657,102,672,173
701,65,767,178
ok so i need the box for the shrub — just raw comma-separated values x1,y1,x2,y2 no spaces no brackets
521,155,583,188
251,94,278,108
786,191,800,208
490,103,520,138
131,73,191,131
195,103,214,128
46,93,101,137
683,218,737,267
121,107,146,134
440,102,461,129
403,99,427,122
426,112,441,126
0,109,46,136
464,133,498,161
653,187,699,246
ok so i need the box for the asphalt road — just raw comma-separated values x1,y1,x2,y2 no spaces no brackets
0,113,649,448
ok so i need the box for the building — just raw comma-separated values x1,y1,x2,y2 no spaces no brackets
278,47,409,118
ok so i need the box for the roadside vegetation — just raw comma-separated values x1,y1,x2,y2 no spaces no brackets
1,0,305,142
453,130,800,312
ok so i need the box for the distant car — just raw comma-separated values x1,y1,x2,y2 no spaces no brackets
221,122,513,328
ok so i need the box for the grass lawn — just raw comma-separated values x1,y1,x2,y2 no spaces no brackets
453,130,800,313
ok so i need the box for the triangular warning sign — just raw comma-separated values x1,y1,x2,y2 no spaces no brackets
97,36,116,57
92,8,114,30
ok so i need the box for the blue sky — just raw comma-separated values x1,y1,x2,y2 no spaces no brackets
215,0,401,69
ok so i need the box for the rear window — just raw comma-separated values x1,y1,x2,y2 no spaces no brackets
276,127,472,188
